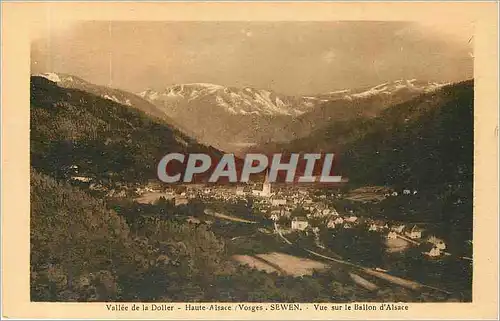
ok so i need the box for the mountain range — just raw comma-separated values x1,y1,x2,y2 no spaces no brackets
138,78,447,117
35,72,449,154
138,78,449,152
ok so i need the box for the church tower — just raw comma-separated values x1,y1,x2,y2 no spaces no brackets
261,169,272,197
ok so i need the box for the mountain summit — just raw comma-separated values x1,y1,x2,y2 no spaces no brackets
314,79,449,101
137,79,450,152
138,84,315,117
138,79,449,117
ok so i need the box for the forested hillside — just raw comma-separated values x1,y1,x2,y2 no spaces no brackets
30,76,220,185
30,168,228,301
340,80,474,240
272,80,473,239
273,80,472,188
330,80,473,186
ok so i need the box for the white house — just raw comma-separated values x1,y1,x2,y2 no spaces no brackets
343,223,352,229
345,216,358,223
368,224,378,232
436,241,446,250
270,214,279,221
387,231,398,239
391,225,405,233
406,225,422,239
403,189,411,195
334,217,344,225
175,197,189,206
426,246,441,257
408,230,422,239
327,220,336,228
271,198,287,206
391,191,399,196
291,217,309,231
428,236,447,250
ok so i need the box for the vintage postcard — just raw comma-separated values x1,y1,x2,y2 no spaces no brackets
1,1,499,320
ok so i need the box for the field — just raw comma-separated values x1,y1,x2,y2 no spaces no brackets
232,252,328,276
204,208,257,224
135,192,175,204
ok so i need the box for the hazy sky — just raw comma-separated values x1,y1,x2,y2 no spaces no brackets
31,21,473,96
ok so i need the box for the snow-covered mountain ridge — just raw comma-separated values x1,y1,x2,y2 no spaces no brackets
138,79,449,116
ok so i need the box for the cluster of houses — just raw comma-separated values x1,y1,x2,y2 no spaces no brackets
277,207,450,258
202,184,453,259
291,217,449,258
101,178,454,259
367,222,448,257
381,224,451,257
424,235,448,257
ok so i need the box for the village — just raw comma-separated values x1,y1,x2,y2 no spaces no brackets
126,171,462,260
68,165,472,295
66,161,470,262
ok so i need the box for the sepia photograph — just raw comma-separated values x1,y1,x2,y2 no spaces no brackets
1,1,498,320
29,19,474,303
